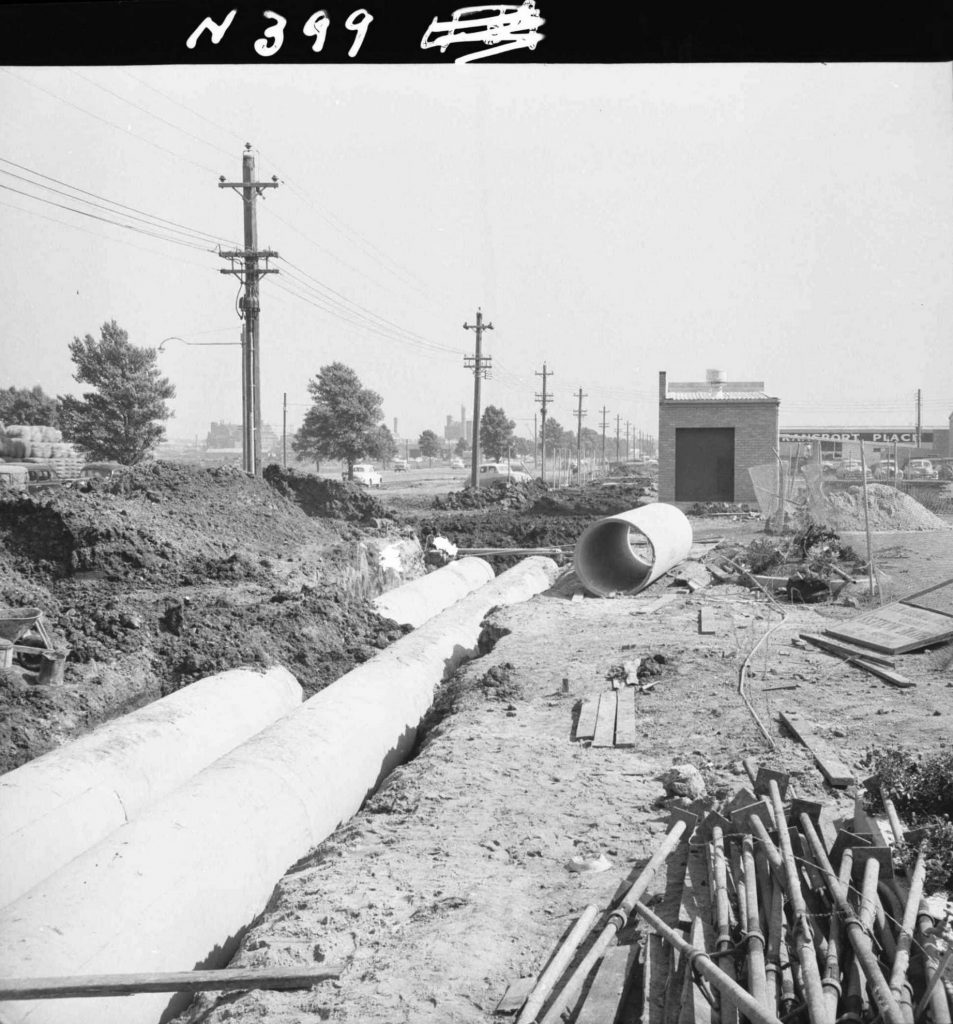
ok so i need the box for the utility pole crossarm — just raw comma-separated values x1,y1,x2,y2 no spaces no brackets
463,309,493,488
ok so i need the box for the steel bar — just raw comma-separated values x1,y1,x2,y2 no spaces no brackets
760,852,783,1013
742,834,772,1015
632,900,787,1024
798,812,905,1024
536,812,695,1024
516,904,599,1024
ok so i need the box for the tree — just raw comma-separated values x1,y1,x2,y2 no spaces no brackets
511,436,534,459
418,429,441,467
292,362,385,479
480,405,515,461
541,416,568,450
453,436,469,457
369,424,398,465
58,320,175,464
0,385,61,428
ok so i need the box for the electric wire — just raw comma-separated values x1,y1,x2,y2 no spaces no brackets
0,156,238,248
0,182,217,252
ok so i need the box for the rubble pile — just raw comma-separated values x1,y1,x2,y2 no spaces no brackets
687,501,756,516
823,483,950,532
432,477,547,511
263,465,393,523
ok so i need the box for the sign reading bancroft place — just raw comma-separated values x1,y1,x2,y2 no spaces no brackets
779,430,934,444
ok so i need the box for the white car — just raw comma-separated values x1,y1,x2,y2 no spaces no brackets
477,461,532,486
345,464,382,487
450,457,465,469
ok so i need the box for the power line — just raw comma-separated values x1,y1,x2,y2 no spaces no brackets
0,68,221,177
0,182,216,252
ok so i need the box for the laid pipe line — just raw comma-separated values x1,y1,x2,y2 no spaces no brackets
632,900,787,1024
572,502,692,597
536,809,697,1024
0,556,559,1024
372,555,494,627
0,666,302,909
515,904,599,1024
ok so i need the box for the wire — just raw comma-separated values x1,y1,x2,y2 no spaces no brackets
0,68,221,177
0,182,215,252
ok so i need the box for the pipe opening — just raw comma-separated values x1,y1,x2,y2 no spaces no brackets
574,521,657,596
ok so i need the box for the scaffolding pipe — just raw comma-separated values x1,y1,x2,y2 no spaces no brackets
573,502,692,597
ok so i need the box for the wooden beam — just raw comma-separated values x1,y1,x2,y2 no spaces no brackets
0,966,343,1001
631,593,679,615
591,691,618,748
799,633,896,667
614,687,637,748
574,943,639,1024
495,976,536,1014
778,711,854,788
575,697,599,742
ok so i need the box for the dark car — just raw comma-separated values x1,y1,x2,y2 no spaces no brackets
80,461,124,480
26,466,62,492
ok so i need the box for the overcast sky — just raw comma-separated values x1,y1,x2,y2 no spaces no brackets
1,62,950,443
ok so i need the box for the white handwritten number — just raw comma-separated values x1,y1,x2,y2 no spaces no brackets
186,9,237,49
303,10,330,52
344,8,373,58
254,10,287,57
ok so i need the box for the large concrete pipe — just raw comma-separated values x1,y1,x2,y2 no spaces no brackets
0,667,302,909
372,555,494,627
573,502,693,597
0,556,558,1024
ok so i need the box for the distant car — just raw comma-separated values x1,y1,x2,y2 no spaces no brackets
450,457,465,469
80,461,123,480
873,459,903,481
26,466,62,492
345,463,382,488
835,460,871,482
905,459,938,481
0,463,30,490
392,459,408,472
934,458,953,482
477,461,532,486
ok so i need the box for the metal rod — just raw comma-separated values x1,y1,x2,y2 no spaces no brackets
888,850,925,1018
516,904,599,1024
632,900,787,1024
743,834,772,1014
914,903,951,1024
711,825,739,1024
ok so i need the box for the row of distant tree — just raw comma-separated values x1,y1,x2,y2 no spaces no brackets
3,320,653,472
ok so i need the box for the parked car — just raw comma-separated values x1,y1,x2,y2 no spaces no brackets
873,459,903,481
26,465,62,492
904,459,938,481
934,458,953,482
392,459,408,472
345,463,382,488
477,461,532,486
0,463,30,490
835,460,871,482
450,457,465,469
80,461,123,480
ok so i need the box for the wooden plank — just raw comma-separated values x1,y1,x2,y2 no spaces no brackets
494,976,535,1015
677,918,713,1024
614,686,637,748
574,943,639,1024
591,691,618,748
631,593,679,615
799,632,896,667
0,966,343,1000
778,711,855,787
575,697,599,741
640,932,662,1024
824,602,953,655
853,658,915,689
698,608,716,635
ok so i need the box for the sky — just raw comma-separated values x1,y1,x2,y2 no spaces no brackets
1,62,951,445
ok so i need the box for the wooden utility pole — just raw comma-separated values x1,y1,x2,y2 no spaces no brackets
575,388,587,469
600,406,609,471
282,392,287,468
615,413,621,462
916,388,922,447
625,420,631,460
463,308,493,488
535,362,553,483
218,144,279,476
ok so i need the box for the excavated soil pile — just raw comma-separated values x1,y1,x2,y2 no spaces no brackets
530,482,655,517
687,501,755,516
263,465,393,522
432,478,548,511
823,483,950,532
0,463,414,773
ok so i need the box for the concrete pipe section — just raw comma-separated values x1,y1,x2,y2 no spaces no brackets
573,502,693,597
0,556,558,1024
372,555,495,628
0,667,302,910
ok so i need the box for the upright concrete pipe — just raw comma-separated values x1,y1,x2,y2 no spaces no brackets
573,502,693,597
372,555,494,627
0,556,558,1024
0,666,302,909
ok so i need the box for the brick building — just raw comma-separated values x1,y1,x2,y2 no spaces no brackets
658,370,779,504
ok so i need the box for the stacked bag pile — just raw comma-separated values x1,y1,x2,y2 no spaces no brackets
0,423,85,480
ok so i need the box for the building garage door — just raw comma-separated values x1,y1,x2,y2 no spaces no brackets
675,427,735,502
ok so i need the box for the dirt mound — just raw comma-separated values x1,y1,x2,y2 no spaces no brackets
416,512,581,569
530,483,655,517
687,501,755,516
433,478,548,511
263,465,392,523
823,484,950,532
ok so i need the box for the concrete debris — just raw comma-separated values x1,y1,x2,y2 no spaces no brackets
660,764,707,800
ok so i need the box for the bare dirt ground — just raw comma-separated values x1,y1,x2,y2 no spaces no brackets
168,480,952,1024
